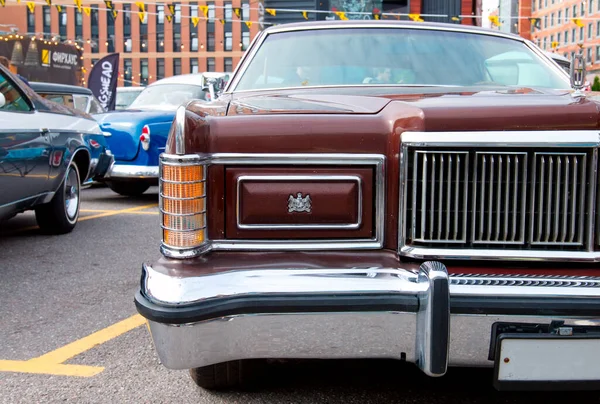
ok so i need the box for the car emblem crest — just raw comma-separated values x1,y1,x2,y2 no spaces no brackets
288,192,312,213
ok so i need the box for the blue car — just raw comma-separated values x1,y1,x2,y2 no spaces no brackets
96,73,226,196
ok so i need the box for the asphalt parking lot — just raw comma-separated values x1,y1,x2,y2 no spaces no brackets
1,185,600,403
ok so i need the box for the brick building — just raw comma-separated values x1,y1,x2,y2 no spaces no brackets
518,0,600,78
0,0,260,86
0,0,480,87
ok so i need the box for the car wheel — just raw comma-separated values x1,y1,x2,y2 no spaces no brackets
189,360,264,391
35,163,80,234
107,181,150,196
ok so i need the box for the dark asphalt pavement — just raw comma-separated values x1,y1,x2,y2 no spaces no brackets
1,186,599,403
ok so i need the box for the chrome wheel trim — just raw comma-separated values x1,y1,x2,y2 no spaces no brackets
64,166,80,222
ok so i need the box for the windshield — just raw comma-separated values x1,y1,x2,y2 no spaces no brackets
234,28,569,91
115,90,142,109
129,84,208,109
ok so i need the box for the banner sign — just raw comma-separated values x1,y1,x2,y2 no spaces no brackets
0,38,83,85
87,53,119,111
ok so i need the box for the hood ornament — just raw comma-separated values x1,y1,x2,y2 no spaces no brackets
288,193,312,213
570,53,586,97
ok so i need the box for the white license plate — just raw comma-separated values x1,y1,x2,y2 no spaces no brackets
496,336,600,383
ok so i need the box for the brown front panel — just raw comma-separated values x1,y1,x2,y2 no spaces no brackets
225,167,374,239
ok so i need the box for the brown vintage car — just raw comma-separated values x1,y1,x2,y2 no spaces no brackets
135,21,600,391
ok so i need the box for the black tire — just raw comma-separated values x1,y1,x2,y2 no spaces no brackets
107,181,150,196
35,163,80,234
189,360,264,391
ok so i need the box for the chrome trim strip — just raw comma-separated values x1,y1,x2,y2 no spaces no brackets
400,246,600,262
159,208,207,217
401,131,600,148
107,164,159,179
159,193,207,200
161,225,207,232
416,261,449,377
235,174,363,230
174,105,186,155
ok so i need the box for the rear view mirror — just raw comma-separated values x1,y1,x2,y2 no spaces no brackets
0,92,5,108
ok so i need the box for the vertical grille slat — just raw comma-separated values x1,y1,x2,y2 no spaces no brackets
473,152,527,244
406,148,592,250
531,153,587,246
410,151,469,243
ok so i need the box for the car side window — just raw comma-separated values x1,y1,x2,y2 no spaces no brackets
0,71,31,112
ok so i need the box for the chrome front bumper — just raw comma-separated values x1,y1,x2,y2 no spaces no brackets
135,261,600,376
105,164,159,179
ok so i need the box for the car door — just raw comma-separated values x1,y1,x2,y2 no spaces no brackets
0,69,52,209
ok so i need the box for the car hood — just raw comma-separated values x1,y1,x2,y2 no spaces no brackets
225,86,600,130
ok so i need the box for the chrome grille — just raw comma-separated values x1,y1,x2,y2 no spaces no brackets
450,274,600,288
472,152,527,244
530,153,587,246
404,148,595,252
410,151,469,243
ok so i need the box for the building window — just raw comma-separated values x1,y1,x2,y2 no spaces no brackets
565,8,569,20
208,4,215,21
532,0,535,11
573,5,577,17
543,37,547,49
140,5,148,53
242,32,250,50
550,34,554,44
156,4,164,52
580,26,584,41
225,2,232,19
590,0,594,14
581,3,584,16
543,15,547,29
190,4,198,51
173,3,181,52
173,32,181,52
43,6,51,35
75,9,83,39
242,1,250,19
59,11,67,39
225,32,232,51
597,46,600,61
106,10,115,52
224,57,233,72
175,3,181,23
544,0,547,7
207,57,215,72
550,13,554,27
597,21,600,36
590,24,594,39
565,30,569,44
558,11,561,24
91,6,99,53
156,58,165,80
173,58,181,75
207,32,215,51
190,58,198,74
587,48,592,64
157,33,164,52
123,4,131,52
27,9,35,34
140,59,149,85
572,28,576,43
124,58,133,87
557,33,561,44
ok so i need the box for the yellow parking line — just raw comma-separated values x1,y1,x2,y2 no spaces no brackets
0,360,104,377
33,314,146,365
78,204,158,222
0,314,146,377
81,209,158,215
80,209,113,213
